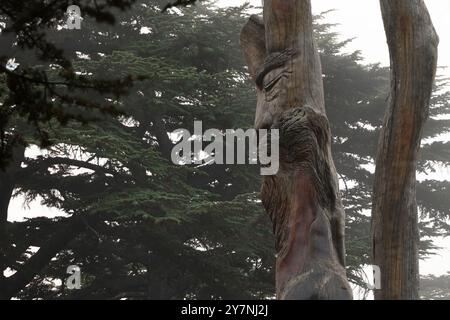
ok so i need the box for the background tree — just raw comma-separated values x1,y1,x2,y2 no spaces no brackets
1,0,139,274
1,1,275,300
0,0,138,169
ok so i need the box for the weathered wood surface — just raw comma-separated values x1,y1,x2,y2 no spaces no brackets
372,0,438,300
241,0,352,299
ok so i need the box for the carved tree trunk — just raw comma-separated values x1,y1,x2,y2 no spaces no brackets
241,0,352,300
372,0,438,300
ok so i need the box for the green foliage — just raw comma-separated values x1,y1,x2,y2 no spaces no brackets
5,0,274,300
0,0,138,167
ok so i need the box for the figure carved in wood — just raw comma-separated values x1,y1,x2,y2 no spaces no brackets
240,0,352,299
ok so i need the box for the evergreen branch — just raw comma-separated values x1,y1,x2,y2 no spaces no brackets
25,156,119,177
0,216,84,300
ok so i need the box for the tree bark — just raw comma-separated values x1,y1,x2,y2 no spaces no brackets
241,0,352,300
0,143,25,280
372,0,438,300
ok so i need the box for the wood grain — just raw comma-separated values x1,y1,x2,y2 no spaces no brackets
372,0,439,300
241,0,351,299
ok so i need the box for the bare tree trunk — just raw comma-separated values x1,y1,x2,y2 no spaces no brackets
372,0,438,300
241,0,352,300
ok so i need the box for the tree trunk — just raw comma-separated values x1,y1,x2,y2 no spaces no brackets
241,0,352,300
0,148,24,224
0,143,25,278
372,0,438,300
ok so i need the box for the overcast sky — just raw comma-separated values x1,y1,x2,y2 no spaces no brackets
221,0,450,73
312,0,450,70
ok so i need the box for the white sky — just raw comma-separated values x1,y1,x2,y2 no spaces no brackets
7,0,450,297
